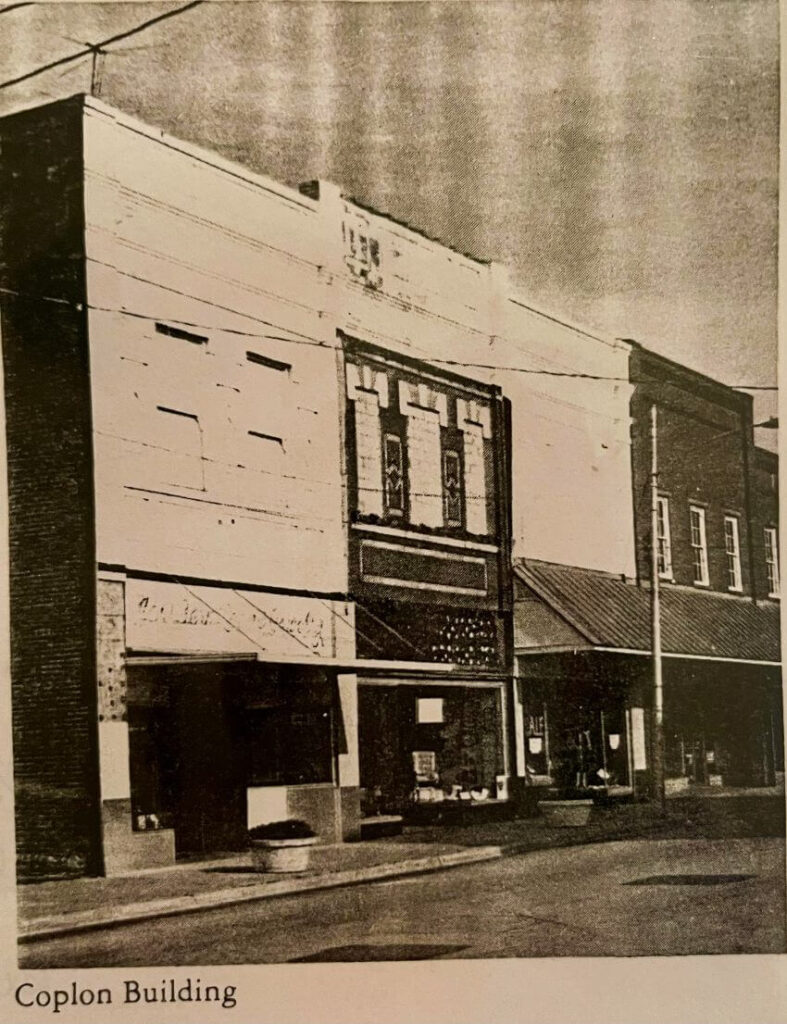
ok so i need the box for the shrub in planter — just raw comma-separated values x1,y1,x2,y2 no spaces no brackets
248,819,318,873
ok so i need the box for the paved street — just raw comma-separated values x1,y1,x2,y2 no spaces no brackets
20,837,785,966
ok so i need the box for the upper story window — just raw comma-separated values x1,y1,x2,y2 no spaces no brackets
655,496,672,579
346,357,494,537
723,516,742,592
765,527,780,598
383,434,405,517
689,505,709,586
443,449,463,528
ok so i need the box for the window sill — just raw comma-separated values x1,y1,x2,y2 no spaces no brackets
692,580,710,589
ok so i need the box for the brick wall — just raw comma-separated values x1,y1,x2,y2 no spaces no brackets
751,447,780,600
630,346,756,597
0,97,102,877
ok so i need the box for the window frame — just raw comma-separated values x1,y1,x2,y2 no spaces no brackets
689,505,709,586
765,526,780,598
723,515,742,592
442,447,464,529
655,496,673,580
382,431,406,519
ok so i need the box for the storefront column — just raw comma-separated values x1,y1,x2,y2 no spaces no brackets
512,667,527,780
337,672,362,840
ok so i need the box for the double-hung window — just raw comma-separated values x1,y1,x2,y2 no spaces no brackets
689,505,709,585
765,527,780,597
723,516,742,592
655,496,672,579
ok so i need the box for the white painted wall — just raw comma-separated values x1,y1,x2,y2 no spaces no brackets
80,98,635,588
315,182,636,576
494,294,635,574
82,101,347,594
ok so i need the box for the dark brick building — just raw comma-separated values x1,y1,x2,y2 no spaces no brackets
513,343,781,798
342,335,515,817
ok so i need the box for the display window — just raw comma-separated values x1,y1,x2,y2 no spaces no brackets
358,684,505,813
246,705,335,786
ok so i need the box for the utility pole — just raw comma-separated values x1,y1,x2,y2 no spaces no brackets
650,404,665,809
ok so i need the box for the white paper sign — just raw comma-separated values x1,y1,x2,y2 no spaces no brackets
631,707,647,771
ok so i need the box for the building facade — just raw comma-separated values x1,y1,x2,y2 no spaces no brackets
2,95,360,877
3,94,777,877
342,335,513,815
514,345,782,797
2,95,523,877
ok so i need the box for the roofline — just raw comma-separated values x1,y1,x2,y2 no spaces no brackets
3,93,320,215
508,295,628,352
342,192,491,268
341,330,503,398
626,338,754,404
512,562,602,646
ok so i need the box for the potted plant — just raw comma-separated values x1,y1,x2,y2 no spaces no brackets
537,736,595,827
248,819,318,873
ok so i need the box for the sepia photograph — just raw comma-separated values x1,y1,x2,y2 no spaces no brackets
0,0,783,1019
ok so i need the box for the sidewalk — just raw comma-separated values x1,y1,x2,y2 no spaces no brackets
17,792,785,943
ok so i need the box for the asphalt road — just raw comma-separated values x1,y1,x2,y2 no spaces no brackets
20,837,786,966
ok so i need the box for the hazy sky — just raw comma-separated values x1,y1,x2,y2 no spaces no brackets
1,0,778,438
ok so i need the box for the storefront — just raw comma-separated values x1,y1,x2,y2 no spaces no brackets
515,651,641,795
96,573,360,873
513,560,782,799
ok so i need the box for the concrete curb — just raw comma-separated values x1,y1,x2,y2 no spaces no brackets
18,845,504,944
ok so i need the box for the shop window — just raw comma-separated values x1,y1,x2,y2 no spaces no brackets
689,505,709,585
128,706,175,831
247,706,334,785
723,516,742,592
442,449,463,527
383,433,405,517
765,526,780,597
412,688,503,800
656,496,672,578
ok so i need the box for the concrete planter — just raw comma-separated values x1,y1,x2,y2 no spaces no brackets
537,799,594,828
250,836,318,873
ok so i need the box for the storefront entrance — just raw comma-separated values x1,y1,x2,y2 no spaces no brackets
127,662,342,857
127,665,249,857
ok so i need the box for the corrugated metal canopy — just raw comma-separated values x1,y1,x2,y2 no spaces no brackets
514,560,781,664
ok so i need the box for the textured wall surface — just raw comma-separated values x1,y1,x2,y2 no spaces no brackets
0,99,102,877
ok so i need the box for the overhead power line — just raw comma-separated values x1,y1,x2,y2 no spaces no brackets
0,3,36,15
0,284,778,392
0,0,204,91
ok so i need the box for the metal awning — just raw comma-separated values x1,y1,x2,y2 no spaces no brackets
514,559,781,665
